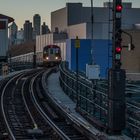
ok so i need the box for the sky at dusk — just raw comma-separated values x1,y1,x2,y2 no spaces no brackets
0,0,140,30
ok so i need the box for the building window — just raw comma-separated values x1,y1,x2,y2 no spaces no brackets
0,21,6,29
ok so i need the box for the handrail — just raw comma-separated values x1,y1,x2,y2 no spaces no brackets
59,61,140,137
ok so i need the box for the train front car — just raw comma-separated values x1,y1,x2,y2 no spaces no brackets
43,45,61,67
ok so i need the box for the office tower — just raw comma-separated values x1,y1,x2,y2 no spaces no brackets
23,20,33,42
9,21,18,45
33,14,41,37
41,22,50,34
16,28,24,44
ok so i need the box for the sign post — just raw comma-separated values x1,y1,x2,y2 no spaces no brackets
75,36,80,108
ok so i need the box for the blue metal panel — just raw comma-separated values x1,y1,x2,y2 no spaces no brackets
93,40,112,78
66,39,91,72
66,39,112,79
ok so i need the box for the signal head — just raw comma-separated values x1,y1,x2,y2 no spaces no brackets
116,4,123,12
115,47,122,53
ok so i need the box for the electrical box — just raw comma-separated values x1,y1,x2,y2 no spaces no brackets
86,64,100,79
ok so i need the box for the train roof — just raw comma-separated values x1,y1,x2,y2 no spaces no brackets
44,45,60,48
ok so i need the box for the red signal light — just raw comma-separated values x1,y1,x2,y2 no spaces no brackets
116,5,123,12
115,47,122,53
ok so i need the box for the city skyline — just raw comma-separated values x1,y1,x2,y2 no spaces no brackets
0,0,140,29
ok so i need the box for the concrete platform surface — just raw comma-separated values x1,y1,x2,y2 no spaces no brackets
43,71,131,140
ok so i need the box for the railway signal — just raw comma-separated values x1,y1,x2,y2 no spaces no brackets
113,0,123,69
108,0,126,135
116,4,122,12
114,45,122,68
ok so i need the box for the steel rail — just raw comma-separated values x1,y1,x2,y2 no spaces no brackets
1,73,23,140
30,69,71,140
22,76,38,129
42,71,99,139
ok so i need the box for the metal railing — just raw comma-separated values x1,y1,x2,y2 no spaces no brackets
59,62,140,138
9,62,33,71
59,62,108,131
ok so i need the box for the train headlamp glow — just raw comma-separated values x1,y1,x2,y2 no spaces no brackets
55,56,58,60
46,57,49,60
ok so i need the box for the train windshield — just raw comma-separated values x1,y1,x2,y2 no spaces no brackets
43,46,61,56
50,48,53,54
55,48,60,55
55,48,59,53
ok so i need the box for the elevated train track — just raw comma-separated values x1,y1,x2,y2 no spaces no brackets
0,68,89,140
0,64,140,139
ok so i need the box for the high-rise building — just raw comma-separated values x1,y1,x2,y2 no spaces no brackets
16,28,24,44
9,21,18,45
33,14,41,37
41,22,50,34
23,20,33,42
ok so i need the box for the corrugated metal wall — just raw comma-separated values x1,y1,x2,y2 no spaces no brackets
66,39,112,78
36,34,54,53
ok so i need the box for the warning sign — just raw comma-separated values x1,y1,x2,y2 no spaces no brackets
75,36,80,48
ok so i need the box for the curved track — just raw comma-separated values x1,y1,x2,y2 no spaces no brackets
1,70,60,139
0,69,89,140
30,69,89,140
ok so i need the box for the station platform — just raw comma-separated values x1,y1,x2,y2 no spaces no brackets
43,71,131,140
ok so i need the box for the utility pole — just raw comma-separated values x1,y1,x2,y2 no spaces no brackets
108,0,126,135
75,36,80,108
33,45,36,68
91,0,94,40
90,0,94,64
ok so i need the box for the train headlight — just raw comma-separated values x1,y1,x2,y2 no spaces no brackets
55,56,58,60
46,57,49,60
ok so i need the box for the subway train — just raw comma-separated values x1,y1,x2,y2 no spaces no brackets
43,45,61,66
9,45,62,67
